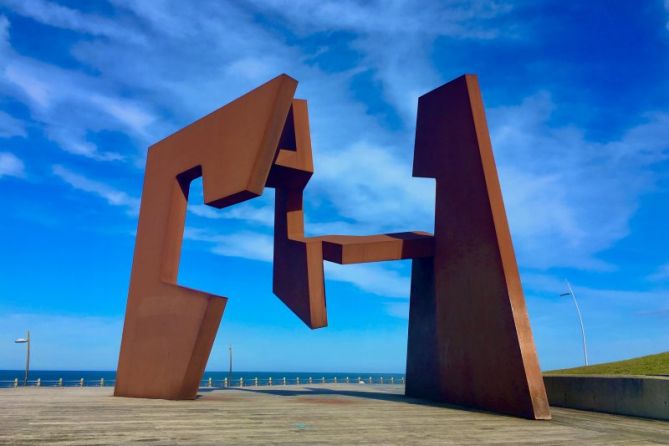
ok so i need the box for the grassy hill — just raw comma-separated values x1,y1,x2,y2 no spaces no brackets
546,351,669,376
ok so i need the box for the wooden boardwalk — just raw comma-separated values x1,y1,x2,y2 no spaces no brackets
0,384,668,445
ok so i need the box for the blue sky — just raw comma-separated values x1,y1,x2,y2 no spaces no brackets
1,0,669,373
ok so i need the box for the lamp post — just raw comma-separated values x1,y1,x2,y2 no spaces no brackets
560,281,588,366
14,330,30,386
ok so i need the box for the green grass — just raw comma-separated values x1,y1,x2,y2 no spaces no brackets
546,351,669,376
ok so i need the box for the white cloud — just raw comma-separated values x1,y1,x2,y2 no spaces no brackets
0,151,24,178
3,0,666,290
226,57,274,82
185,228,274,262
385,302,409,319
188,203,273,227
0,14,153,161
649,263,669,282
249,0,513,122
490,94,669,270
0,0,144,43
0,0,512,168
0,110,26,138
88,95,155,138
325,262,410,298
47,128,123,161
521,272,669,311
4,64,51,108
308,141,434,235
52,165,139,214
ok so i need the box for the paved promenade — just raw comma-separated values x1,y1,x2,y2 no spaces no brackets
1,384,668,445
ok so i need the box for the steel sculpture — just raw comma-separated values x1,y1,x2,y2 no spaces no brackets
115,73,551,420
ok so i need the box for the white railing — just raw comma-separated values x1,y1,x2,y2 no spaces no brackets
199,376,405,388
1,375,405,388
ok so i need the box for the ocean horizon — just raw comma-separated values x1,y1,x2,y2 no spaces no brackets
0,370,405,388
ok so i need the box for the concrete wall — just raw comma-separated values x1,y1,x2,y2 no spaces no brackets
544,375,669,421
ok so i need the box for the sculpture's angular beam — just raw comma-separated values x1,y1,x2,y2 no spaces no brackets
270,101,433,327
115,74,297,400
318,232,433,264
407,74,550,419
270,100,328,329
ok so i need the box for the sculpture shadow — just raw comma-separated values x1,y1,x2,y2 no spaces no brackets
226,386,489,415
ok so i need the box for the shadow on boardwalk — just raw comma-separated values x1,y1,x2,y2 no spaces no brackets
228,385,486,414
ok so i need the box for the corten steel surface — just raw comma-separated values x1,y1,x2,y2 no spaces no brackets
115,73,549,419
405,75,550,419
115,75,298,399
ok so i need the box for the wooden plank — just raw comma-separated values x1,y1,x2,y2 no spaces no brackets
0,385,667,444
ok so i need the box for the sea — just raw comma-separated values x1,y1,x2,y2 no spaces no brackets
0,370,405,388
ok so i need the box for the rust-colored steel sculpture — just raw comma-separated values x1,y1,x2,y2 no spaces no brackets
115,75,297,399
405,75,550,419
115,73,550,419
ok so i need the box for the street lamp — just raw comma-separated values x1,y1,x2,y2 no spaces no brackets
14,330,30,386
560,281,589,366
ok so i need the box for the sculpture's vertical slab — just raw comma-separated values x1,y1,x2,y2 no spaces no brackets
407,74,550,419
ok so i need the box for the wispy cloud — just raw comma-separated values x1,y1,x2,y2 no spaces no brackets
185,228,274,262
308,141,433,236
52,165,139,214
385,302,409,319
1,0,144,43
2,0,667,300
522,271,669,318
188,203,274,227
490,94,669,270
0,110,26,137
649,263,669,282
0,14,153,161
325,262,410,298
0,151,24,178
251,0,513,121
